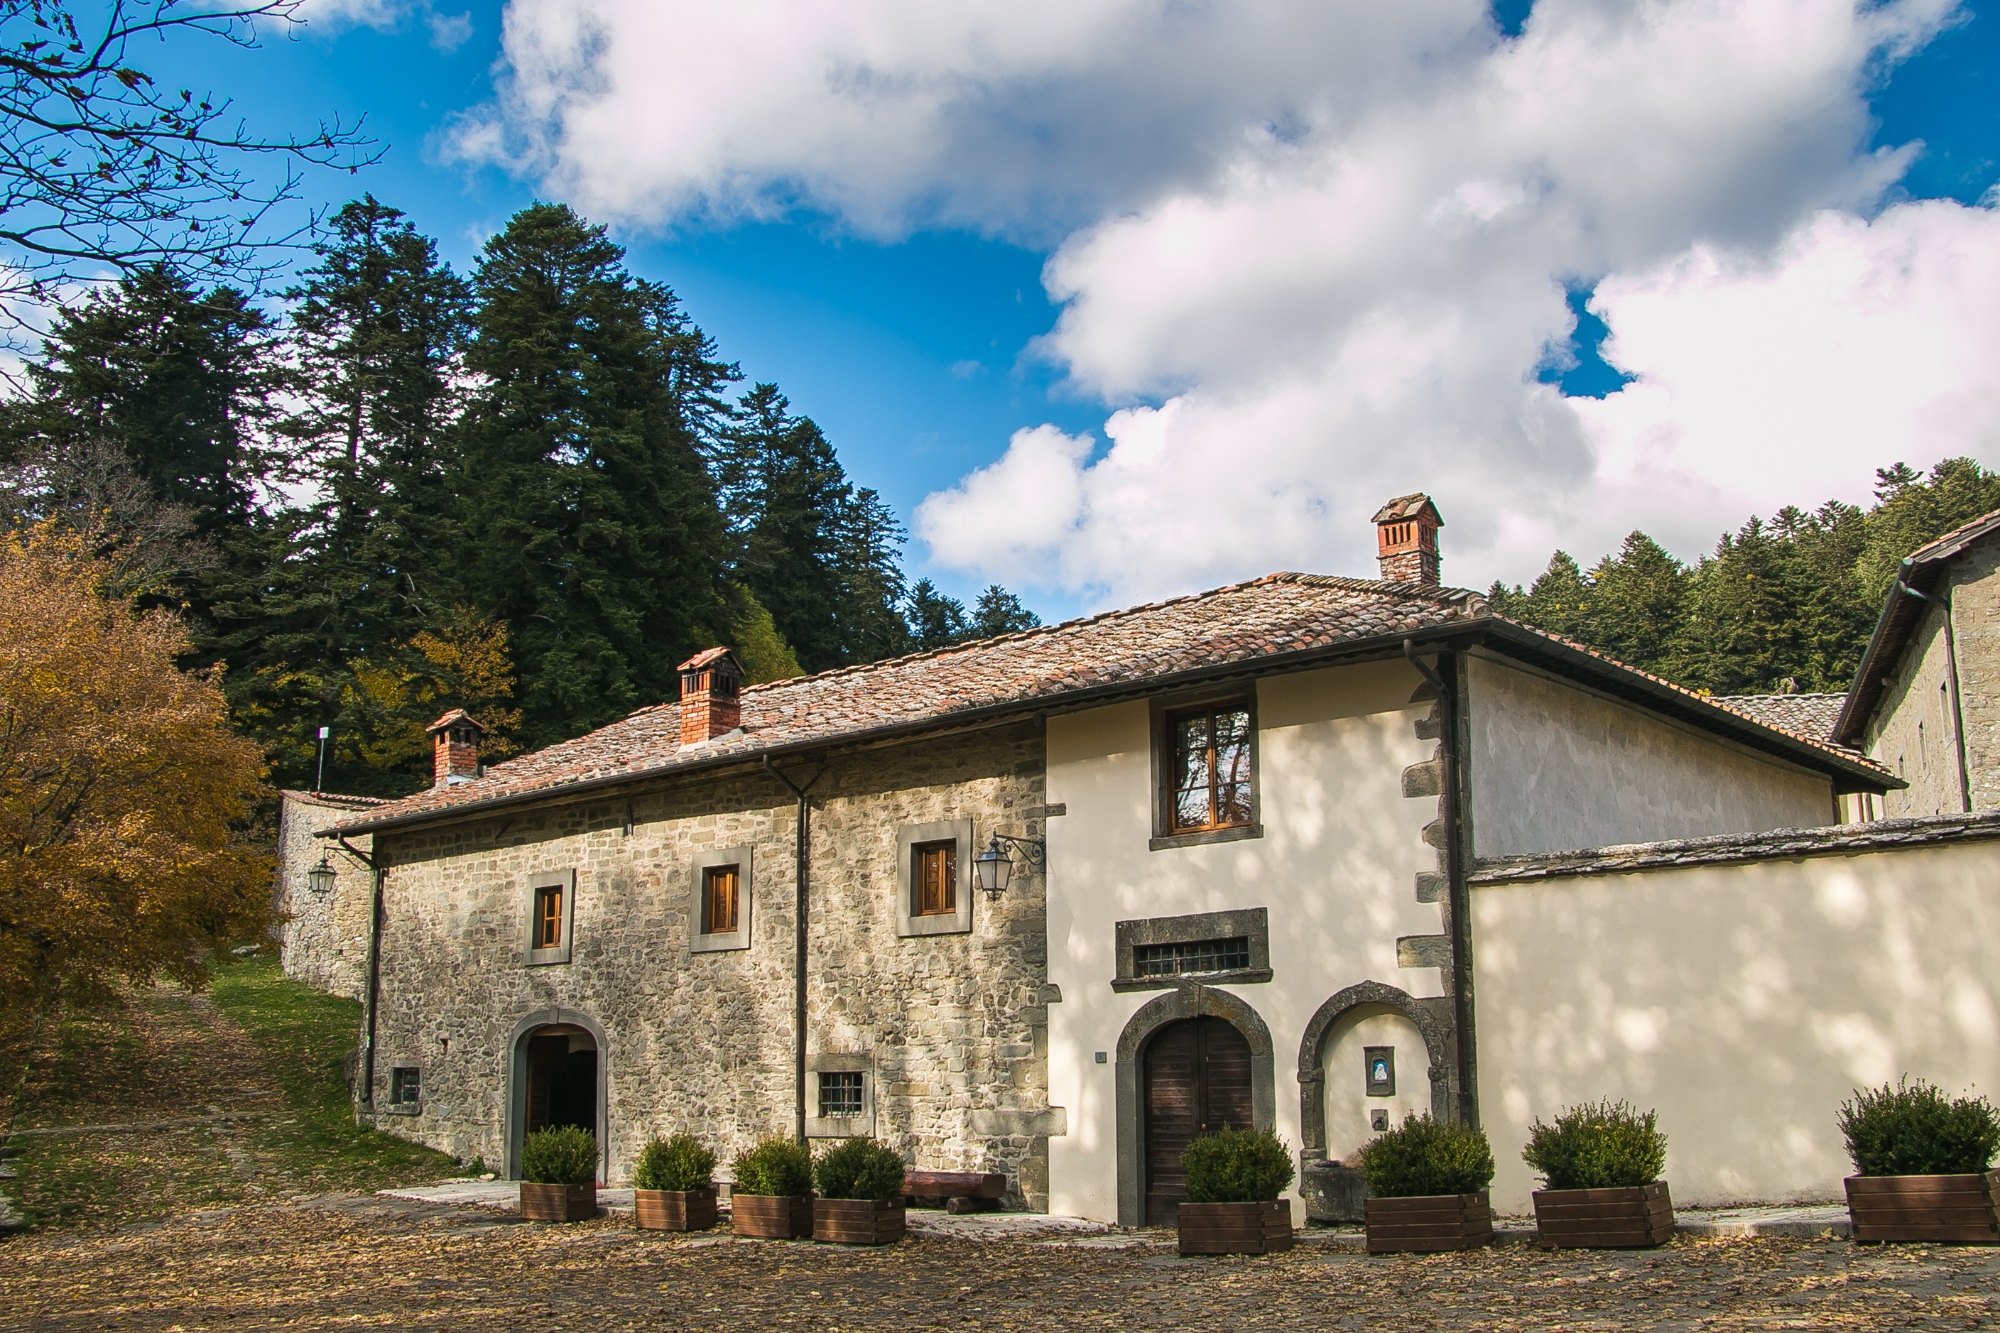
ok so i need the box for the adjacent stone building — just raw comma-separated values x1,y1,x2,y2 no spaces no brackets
273,789,385,1002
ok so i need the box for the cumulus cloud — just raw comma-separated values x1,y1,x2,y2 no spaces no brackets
469,0,1988,603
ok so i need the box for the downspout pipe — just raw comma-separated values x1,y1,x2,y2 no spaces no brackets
338,835,384,1111
1404,640,1477,1128
1897,579,1972,814
763,757,820,1144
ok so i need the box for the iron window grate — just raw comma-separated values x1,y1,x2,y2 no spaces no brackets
818,1070,863,1118
1133,936,1252,977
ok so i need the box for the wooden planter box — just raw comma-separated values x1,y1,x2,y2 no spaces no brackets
1533,1182,1674,1249
519,1182,597,1222
1177,1200,1294,1256
635,1187,717,1232
731,1193,813,1239
814,1198,907,1245
1365,1192,1493,1254
1847,1171,2000,1244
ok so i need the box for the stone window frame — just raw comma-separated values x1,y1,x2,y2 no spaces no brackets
524,868,575,966
1148,687,1263,851
383,1065,422,1117
1111,907,1272,992
804,1052,875,1138
688,845,754,954
895,818,973,937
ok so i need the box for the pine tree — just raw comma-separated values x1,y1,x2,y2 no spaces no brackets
218,199,478,792
453,203,735,747
904,579,970,651
971,585,1041,638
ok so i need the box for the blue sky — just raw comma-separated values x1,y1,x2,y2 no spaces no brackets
143,1,2000,621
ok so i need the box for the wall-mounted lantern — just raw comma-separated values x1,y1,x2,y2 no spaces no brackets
971,830,1046,897
305,854,338,900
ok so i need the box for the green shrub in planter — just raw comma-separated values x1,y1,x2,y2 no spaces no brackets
1839,1079,2000,1176
1182,1127,1295,1203
1522,1100,1667,1190
634,1133,716,1192
733,1136,814,1197
1359,1113,1495,1198
520,1126,597,1185
813,1137,906,1202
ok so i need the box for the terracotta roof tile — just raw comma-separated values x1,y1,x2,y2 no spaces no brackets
1711,693,1849,743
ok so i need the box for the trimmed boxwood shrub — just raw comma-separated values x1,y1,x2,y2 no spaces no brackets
520,1126,597,1186
1359,1113,1495,1198
813,1137,907,1202
634,1132,715,1192
1839,1079,2000,1177
1522,1100,1667,1190
733,1136,814,1197
1182,1127,1295,1203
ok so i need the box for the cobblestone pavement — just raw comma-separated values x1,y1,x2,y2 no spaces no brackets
7,1196,2000,1332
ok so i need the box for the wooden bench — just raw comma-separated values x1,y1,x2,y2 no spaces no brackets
904,1170,1008,1214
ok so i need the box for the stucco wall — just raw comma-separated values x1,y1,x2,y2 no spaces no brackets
1862,547,2000,817
365,721,1055,1205
1044,660,1448,1224
274,792,378,1001
1467,655,1835,858
1474,839,2000,1212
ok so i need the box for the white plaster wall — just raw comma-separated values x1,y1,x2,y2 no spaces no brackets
1468,655,1836,858
1322,1008,1431,1162
1045,660,1445,1223
1474,840,2000,1212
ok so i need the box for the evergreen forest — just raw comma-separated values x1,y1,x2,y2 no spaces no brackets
1488,458,2000,698
0,199,1040,797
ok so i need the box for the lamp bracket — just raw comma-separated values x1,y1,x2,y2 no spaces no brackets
988,831,1047,871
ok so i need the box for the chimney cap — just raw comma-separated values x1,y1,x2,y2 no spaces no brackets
425,708,485,736
678,646,742,675
1372,493,1443,527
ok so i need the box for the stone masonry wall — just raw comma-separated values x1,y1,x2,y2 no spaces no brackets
364,719,1053,1208
274,792,378,1001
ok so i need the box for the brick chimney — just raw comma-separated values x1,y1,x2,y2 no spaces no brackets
678,647,744,746
426,709,485,786
1373,494,1444,587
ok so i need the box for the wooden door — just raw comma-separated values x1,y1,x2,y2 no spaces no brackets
1143,1017,1254,1225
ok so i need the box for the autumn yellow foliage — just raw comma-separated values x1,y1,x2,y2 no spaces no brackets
0,524,272,1008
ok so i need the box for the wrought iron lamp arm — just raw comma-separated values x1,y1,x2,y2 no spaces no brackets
987,831,1047,871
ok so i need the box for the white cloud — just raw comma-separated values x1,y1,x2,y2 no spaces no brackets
295,0,406,31
470,0,1989,603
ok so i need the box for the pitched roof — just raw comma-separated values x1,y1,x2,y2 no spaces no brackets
1833,506,2000,745
1373,493,1442,525
426,707,483,735
1712,693,1849,744
328,571,1892,838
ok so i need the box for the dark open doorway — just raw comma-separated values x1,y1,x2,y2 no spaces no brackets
511,1021,599,1179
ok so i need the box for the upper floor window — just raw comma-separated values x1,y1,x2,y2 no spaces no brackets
704,864,740,934
1168,702,1253,833
534,882,564,949
913,840,957,917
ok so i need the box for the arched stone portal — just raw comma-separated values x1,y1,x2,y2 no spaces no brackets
505,1007,608,1182
1113,986,1274,1227
1295,980,1454,1158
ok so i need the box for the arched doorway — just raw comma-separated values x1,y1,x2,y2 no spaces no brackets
505,1008,607,1181
1142,1016,1254,1225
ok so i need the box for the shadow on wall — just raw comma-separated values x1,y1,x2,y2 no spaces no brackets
1473,841,2000,1212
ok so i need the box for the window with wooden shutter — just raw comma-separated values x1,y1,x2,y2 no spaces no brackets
533,883,564,949
704,865,740,934
913,840,956,916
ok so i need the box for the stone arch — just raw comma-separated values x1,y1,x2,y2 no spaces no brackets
504,1006,610,1182
1113,984,1276,1227
1295,980,1454,1159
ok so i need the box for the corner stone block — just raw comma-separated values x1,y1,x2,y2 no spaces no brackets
1413,872,1448,903
1396,934,1451,969
1400,759,1444,799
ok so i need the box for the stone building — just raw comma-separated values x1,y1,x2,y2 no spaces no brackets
1835,508,2000,816
325,493,1898,1222
273,789,385,1001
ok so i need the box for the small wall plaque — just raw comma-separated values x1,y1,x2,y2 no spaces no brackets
1364,1045,1395,1097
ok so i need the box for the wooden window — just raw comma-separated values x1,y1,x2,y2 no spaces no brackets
533,883,564,950
818,1071,863,1118
1167,703,1253,833
912,840,957,916
703,865,740,934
